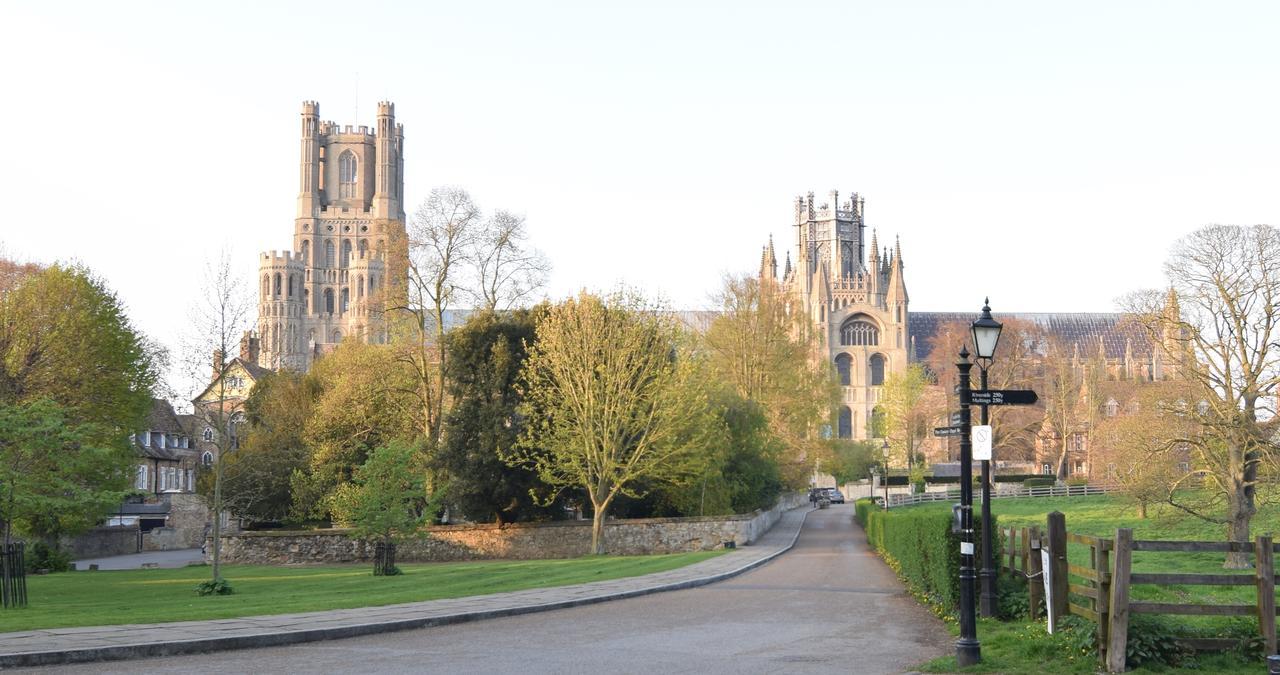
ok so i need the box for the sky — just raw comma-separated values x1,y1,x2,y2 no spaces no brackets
2,1,1278,393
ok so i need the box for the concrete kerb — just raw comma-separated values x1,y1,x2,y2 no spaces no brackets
0,508,814,668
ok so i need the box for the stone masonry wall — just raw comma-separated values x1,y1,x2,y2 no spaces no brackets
213,493,805,565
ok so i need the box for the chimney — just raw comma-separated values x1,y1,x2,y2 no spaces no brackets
240,331,260,365
212,349,225,380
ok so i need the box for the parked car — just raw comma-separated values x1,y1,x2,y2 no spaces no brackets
825,488,845,504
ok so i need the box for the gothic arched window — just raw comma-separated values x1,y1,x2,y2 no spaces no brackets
301,240,310,265
324,288,334,314
262,274,270,297
341,287,349,313
869,354,886,386
341,240,352,268
835,353,852,386
839,316,879,346
332,329,342,343
304,288,310,313
837,407,852,439
325,240,335,268
273,273,282,296
288,274,295,298
357,275,365,299
339,151,357,199
358,239,368,260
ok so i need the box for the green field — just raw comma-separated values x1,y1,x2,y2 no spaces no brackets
0,551,724,632
884,495,1277,673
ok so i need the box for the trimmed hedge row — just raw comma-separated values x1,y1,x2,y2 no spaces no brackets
923,474,1045,484
854,498,995,611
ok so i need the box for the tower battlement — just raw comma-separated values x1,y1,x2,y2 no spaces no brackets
259,250,304,267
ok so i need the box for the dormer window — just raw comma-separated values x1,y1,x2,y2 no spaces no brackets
339,151,357,199
1104,398,1119,417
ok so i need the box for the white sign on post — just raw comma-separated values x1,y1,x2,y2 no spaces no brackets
1041,548,1054,634
972,425,993,461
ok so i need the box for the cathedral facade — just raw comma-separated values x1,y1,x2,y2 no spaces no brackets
762,190,910,441
256,101,406,371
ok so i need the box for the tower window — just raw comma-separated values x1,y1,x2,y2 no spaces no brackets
869,354,886,386
273,273,282,296
839,316,879,346
358,239,368,260
324,288,335,314
341,287,349,313
325,240,335,268
837,407,852,439
342,240,352,268
339,151,357,199
835,353,852,386
301,240,310,265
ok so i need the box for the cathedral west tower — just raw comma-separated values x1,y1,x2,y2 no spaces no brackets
763,190,910,441
257,100,406,371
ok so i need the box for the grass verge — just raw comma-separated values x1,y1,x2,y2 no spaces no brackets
0,551,724,632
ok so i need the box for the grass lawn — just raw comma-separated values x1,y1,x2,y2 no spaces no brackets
0,551,724,632
886,495,1277,672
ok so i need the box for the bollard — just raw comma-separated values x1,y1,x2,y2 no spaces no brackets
1267,654,1280,674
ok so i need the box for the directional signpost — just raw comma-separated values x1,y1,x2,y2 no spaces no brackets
964,389,1038,406
934,425,962,438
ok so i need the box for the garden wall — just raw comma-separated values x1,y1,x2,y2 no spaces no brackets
214,492,806,565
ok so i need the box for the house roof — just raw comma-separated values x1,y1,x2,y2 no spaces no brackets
909,312,1153,362
144,398,184,434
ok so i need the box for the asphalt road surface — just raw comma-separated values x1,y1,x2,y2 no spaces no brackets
41,505,949,674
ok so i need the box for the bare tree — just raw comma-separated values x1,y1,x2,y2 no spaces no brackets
387,187,481,445
1123,224,1280,567
183,250,252,585
470,210,550,311
1042,340,1086,481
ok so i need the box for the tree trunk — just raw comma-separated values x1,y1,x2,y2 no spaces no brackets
1225,492,1253,569
591,507,605,555
1137,501,1147,519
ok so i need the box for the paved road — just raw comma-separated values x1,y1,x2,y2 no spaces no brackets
71,548,203,571
39,505,948,674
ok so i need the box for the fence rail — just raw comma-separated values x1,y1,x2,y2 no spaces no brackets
886,483,1118,508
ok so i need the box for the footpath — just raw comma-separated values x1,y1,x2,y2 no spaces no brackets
0,507,810,668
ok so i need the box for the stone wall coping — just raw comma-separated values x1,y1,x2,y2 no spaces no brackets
228,509,767,539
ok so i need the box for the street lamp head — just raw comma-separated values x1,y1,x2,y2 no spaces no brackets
971,298,1003,362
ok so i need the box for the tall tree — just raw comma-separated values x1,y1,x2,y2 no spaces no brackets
703,274,836,486
879,364,944,473
328,440,432,575
185,251,252,585
510,291,717,554
1090,383,1195,518
1124,224,1280,567
1041,340,1087,481
433,306,567,523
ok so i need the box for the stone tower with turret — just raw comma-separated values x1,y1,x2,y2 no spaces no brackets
762,190,910,441
257,100,406,371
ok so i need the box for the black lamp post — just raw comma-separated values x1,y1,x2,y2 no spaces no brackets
955,346,979,666
971,299,1003,619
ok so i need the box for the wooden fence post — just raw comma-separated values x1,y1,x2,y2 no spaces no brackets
1027,525,1042,620
1107,528,1133,674
1047,511,1068,630
1256,534,1276,656
1095,537,1111,667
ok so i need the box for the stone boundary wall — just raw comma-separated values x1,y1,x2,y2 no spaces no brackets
214,492,807,566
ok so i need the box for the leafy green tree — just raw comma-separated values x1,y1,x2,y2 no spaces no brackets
217,371,318,524
0,398,132,548
290,341,419,521
434,307,568,523
703,275,837,487
329,440,432,575
511,291,718,554
879,364,943,473
0,263,159,547
829,441,880,485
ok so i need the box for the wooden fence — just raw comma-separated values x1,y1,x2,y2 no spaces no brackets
999,512,1278,672
887,483,1117,508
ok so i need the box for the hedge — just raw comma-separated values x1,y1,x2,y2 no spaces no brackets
854,498,996,611
1022,477,1056,488
924,474,1045,484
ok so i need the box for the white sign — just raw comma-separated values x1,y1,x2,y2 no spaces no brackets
1041,548,1054,634
972,425,993,460
960,541,974,555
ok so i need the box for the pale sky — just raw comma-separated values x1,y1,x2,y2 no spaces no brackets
2,1,1278,392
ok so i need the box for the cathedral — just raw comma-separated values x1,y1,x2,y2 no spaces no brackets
763,190,1184,477
255,101,407,371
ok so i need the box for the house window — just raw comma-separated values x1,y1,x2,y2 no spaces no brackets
202,451,214,467
136,465,148,490
839,317,879,346
187,469,195,491
203,427,213,442
339,151,357,199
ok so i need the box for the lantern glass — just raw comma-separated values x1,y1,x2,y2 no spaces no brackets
971,301,1003,361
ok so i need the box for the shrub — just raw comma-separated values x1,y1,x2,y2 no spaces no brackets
1023,477,1055,488
854,499,995,611
25,542,71,573
194,578,234,596
1064,476,1089,487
